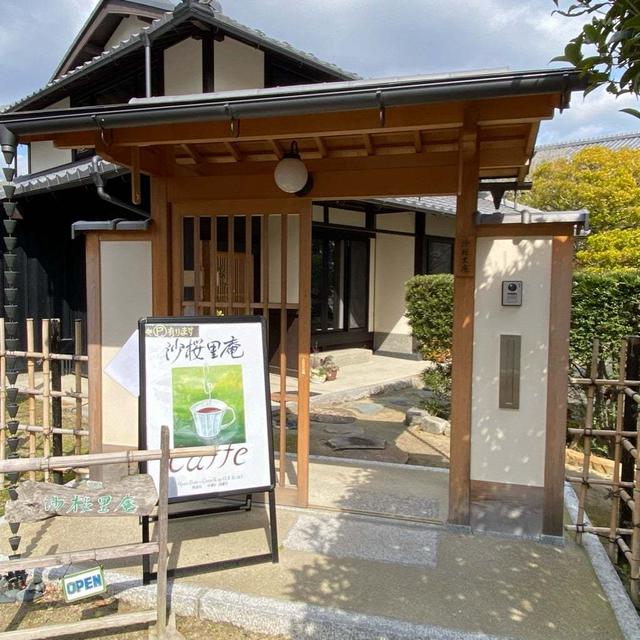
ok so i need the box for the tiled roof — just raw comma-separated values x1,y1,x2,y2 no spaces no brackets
4,0,357,113
7,158,530,218
533,131,640,165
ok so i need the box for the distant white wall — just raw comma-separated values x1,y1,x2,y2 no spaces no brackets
373,233,414,351
329,207,366,228
267,215,300,304
164,38,202,95
214,37,264,92
470,236,552,487
29,98,72,173
101,241,152,448
104,16,147,50
426,213,455,238
376,211,414,233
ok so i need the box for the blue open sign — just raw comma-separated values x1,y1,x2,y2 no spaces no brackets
62,566,107,603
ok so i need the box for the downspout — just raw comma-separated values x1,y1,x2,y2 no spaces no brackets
142,33,152,99
71,157,150,239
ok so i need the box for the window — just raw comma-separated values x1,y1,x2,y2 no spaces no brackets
424,236,454,274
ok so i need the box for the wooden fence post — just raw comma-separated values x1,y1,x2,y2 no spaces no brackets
50,319,63,484
156,425,170,638
622,336,640,524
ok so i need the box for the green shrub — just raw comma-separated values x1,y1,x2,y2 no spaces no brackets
405,270,640,371
570,271,640,372
421,362,452,418
405,274,454,361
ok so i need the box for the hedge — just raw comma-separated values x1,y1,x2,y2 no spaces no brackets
405,271,640,367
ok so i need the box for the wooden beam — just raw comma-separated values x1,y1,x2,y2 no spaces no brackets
543,235,574,536
363,133,374,156
314,136,327,158
85,234,102,460
41,95,556,150
150,176,171,315
131,147,141,205
168,162,459,202
414,131,423,153
181,143,203,164
224,141,242,162
448,116,479,527
96,139,167,176
270,139,284,159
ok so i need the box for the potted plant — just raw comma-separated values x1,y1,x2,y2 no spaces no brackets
321,356,339,381
310,353,326,383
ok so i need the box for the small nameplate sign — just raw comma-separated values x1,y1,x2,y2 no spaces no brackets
4,475,158,523
63,566,107,603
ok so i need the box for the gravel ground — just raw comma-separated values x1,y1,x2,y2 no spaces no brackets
0,586,287,639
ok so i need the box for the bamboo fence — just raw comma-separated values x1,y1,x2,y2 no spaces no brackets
0,318,88,483
566,338,640,605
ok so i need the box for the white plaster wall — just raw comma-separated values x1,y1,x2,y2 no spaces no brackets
376,212,414,233
101,241,152,448
164,38,202,96
104,16,147,50
29,98,72,173
470,237,552,487
312,205,324,223
373,233,414,337
214,37,264,92
267,215,300,304
426,213,455,238
329,208,366,228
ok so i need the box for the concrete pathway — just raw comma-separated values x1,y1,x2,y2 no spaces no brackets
0,459,626,639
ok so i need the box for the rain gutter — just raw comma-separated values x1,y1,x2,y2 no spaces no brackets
0,68,587,137
71,157,150,239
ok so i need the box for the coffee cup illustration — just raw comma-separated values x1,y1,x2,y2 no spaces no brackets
190,398,236,442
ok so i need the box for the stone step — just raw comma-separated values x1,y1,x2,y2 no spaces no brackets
316,347,372,369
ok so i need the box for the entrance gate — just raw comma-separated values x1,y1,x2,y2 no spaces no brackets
171,206,312,506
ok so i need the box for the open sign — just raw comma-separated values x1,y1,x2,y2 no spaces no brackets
62,566,107,602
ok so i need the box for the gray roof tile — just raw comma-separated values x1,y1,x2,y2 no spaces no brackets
533,131,640,166
4,0,357,113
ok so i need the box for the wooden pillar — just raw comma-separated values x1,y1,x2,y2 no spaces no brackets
151,176,172,316
297,203,312,507
85,234,103,456
448,120,479,526
543,234,574,535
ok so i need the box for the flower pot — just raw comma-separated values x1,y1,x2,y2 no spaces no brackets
325,369,338,381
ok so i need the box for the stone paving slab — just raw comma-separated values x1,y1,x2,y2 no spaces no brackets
284,511,440,567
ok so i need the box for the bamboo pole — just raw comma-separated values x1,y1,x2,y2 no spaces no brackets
3,350,88,362
27,319,37,480
14,424,89,437
566,476,634,489
570,377,640,386
631,402,640,606
41,320,51,482
566,525,634,536
576,339,599,544
74,320,83,457
568,428,639,438
0,444,218,473
608,341,627,562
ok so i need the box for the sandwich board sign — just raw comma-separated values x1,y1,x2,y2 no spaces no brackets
138,316,275,502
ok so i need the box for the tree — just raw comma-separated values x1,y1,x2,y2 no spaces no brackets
521,146,640,270
552,1,640,112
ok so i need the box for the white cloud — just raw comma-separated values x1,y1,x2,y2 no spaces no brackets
1,0,636,143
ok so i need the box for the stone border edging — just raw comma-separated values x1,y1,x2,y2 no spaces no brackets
564,482,640,640
309,375,422,408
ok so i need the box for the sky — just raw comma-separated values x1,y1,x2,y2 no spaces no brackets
1,0,639,146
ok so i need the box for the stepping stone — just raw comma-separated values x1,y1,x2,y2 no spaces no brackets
350,401,385,416
325,435,386,450
310,411,356,424
405,407,429,426
383,396,414,408
323,423,364,435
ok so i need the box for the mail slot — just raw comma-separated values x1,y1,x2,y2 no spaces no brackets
499,334,521,409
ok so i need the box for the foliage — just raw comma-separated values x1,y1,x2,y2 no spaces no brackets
569,270,640,369
421,362,452,419
521,147,640,270
405,274,453,360
552,1,640,107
